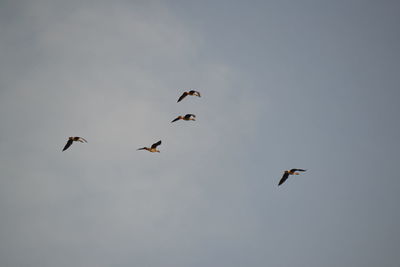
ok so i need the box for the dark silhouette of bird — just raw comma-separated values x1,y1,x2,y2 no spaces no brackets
137,140,162,153
278,169,307,186
62,137,87,151
177,90,201,102
171,114,196,123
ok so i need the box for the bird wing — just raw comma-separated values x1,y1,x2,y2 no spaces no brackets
151,140,162,149
189,90,201,97
291,169,306,172
79,137,88,143
278,172,290,186
137,147,146,150
171,117,180,123
62,139,73,151
177,92,188,102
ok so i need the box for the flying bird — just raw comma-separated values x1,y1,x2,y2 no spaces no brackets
278,169,307,186
62,136,87,151
171,114,196,123
177,90,201,102
137,140,162,153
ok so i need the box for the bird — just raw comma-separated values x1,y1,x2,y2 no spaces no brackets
177,90,201,102
137,140,162,153
278,169,307,186
171,114,196,123
62,136,87,151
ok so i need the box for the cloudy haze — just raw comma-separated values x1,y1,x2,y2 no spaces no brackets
1,0,399,266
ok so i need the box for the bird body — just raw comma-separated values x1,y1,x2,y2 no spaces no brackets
171,114,196,123
137,140,162,153
278,169,306,186
177,90,201,102
62,136,87,151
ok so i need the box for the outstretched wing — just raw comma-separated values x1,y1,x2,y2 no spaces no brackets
291,169,306,172
78,137,88,143
177,92,188,102
189,90,201,97
137,147,146,151
278,172,290,186
171,117,180,123
62,139,73,151
151,140,162,149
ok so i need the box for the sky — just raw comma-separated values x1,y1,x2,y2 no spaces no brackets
0,0,399,266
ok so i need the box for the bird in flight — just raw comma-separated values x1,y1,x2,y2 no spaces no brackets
171,114,196,123
137,140,162,153
278,169,307,186
62,136,87,151
177,90,201,102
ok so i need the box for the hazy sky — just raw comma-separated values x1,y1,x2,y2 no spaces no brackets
1,1,399,266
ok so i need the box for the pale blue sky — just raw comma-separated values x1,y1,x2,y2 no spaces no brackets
0,1,399,266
